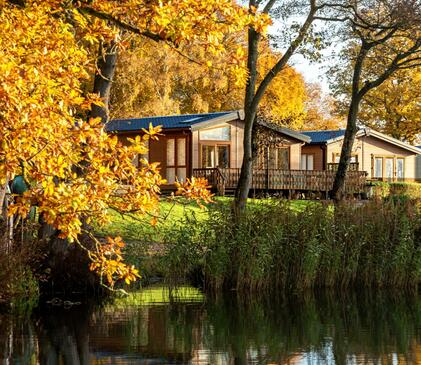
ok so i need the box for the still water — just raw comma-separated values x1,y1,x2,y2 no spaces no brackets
0,286,420,365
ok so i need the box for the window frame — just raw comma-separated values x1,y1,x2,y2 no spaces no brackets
371,155,406,181
200,143,231,168
199,126,232,169
301,153,315,171
199,125,231,142
166,136,188,183
333,153,358,164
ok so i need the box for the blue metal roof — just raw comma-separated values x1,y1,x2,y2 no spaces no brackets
300,129,347,144
106,111,234,132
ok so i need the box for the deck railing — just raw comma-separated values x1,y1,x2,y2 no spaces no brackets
192,167,226,195
327,162,359,171
193,168,367,196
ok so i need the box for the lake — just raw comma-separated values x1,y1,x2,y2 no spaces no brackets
0,286,420,364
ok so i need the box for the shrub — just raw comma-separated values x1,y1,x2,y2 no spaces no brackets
161,200,421,292
370,182,421,200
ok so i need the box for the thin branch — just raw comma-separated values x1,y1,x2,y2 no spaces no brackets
251,0,318,112
262,0,277,14
78,6,164,43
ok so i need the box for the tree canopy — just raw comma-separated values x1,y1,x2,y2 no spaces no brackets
110,37,307,129
0,0,268,286
326,0,421,198
359,67,421,144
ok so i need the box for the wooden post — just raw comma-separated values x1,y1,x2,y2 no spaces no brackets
265,146,270,194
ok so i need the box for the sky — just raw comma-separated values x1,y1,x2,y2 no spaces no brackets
289,54,330,92
268,13,339,95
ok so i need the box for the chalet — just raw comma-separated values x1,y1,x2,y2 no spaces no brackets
106,111,367,196
301,129,421,182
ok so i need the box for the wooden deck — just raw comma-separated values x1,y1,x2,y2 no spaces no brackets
193,168,367,196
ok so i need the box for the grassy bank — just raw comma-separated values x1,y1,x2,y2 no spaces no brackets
95,198,314,282
160,199,421,291
95,197,312,243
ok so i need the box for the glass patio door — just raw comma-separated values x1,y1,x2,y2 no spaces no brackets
201,145,229,168
166,137,187,183
385,158,394,181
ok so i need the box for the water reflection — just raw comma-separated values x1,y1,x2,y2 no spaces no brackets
0,287,420,365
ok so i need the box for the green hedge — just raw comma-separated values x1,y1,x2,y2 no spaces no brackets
369,182,421,200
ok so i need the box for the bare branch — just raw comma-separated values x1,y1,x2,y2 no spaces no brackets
251,0,318,111
262,0,277,14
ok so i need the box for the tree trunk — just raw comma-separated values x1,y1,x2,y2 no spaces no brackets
90,40,118,123
40,40,119,295
233,0,317,213
331,97,360,200
233,26,260,215
332,45,368,200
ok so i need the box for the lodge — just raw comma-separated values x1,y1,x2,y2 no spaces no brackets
106,110,420,196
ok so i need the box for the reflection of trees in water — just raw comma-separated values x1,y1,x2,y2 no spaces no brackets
164,291,421,365
0,290,420,365
0,307,92,365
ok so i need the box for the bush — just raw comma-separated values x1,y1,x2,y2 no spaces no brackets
0,248,39,311
370,182,421,200
161,200,421,292
0,220,41,311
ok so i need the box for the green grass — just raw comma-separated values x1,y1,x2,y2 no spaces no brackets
95,197,316,243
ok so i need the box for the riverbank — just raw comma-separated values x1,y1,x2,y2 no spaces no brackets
99,198,421,292
1,197,419,309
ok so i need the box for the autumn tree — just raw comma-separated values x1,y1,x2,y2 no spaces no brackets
302,83,344,130
233,0,337,214
326,0,421,199
358,67,421,144
0,0,267,288
110,36,307,129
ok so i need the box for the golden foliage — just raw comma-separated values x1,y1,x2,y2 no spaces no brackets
0,0,267,287
302,83,344,131
359,68,421,143
257,41,307,129
110,37,307,129
175,178,214,208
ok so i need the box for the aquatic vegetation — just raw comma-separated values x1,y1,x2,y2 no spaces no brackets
161,199,421,291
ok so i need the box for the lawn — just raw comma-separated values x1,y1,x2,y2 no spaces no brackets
95,197,317,244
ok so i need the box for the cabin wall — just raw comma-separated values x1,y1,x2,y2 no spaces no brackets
231,119,244,169
327,136,417,181
301,145,325,170
416,155,421,182
192,119,244,169
117,130,191,183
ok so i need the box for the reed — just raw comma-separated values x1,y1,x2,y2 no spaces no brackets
161,199,421,292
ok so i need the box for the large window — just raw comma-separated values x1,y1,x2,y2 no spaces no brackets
270,148,289,169
372,156,405,181
374,157,383,178
200,126,230,141
255,147,289,170
334,154,358,163
201,145,230,168
166,137,187,183
385,158,394,180
301,154,314,170
199,126,231,169
396,158,404,180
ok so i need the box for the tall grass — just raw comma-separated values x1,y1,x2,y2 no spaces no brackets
0,222,40,311
161,200,421,292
